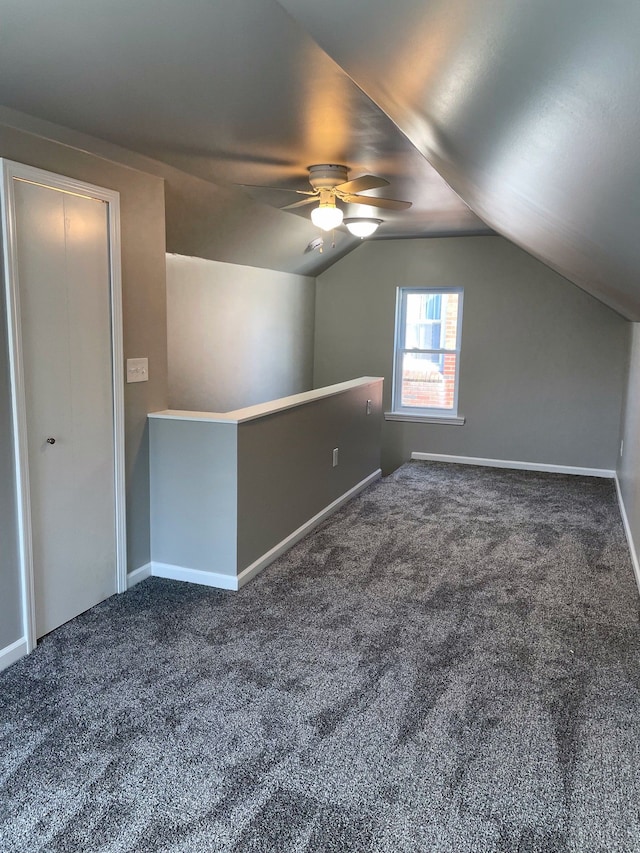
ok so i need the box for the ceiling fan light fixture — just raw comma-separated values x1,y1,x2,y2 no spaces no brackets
311,202,343,231
344,217,382,238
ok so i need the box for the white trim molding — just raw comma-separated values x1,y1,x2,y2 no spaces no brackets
614,475,640,597
392,286,464,420
0,637,29,672
151,562,239,591
127,563,153,589
410,452,615,479
1,159,127,652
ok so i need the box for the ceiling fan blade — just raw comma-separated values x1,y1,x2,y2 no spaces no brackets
281,196,319,210
342,193,412,211
236,183,316,196
335,174,390,194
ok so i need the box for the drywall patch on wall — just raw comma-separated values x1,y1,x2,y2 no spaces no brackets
167,254,315,411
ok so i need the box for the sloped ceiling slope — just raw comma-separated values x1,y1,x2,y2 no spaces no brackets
0,0,486,278
279,0,640,318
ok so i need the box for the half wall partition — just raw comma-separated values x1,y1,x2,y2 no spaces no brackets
146,377,383,590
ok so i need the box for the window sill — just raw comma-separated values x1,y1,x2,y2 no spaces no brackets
384,412,465,425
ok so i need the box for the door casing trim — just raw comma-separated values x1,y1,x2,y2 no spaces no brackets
0,159,127,653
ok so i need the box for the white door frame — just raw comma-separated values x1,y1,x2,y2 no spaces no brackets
0,159,127,653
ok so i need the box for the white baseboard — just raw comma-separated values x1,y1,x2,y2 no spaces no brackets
148,469,382,593
151,562,239,591
0,637,28,672
410,452,615,479
236,468,382,589
127,562,152,589
614,475,640,597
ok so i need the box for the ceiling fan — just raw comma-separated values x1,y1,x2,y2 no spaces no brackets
241,164,412,233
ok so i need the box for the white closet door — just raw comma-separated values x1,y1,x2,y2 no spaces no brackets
15,179,116,638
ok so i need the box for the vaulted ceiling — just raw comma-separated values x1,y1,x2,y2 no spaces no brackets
0,1,638,315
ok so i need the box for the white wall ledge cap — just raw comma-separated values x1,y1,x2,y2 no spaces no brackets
149,377,384,424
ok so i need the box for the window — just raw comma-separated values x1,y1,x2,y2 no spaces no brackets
390,287,464,421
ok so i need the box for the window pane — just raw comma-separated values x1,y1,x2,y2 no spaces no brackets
404,292,459,350
441,292,460,349
406,319,441,349
400,352,457,410
417,322,442,350
406,291,442,321
426,294,441,319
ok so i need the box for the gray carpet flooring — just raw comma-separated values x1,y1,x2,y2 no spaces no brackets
2,461,640,852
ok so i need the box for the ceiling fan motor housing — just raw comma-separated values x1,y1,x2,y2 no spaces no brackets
308,164,349,190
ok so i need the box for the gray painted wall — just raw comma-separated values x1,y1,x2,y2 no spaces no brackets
150,419,238,576
237,379,382,569
314,236,629,473
167,254,315,411
0,121,168,650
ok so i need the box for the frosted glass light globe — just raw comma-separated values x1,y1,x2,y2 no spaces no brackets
344,218,382,238
311,204,343,231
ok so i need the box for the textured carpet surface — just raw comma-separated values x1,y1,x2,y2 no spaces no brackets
1,461,640,852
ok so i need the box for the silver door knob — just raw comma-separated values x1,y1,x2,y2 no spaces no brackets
46,437,56,445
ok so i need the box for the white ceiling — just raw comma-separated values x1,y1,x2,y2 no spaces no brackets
278,0,640,316
0,0,487,273
0,0,638,314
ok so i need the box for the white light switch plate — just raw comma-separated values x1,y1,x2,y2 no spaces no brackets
126,358,149,383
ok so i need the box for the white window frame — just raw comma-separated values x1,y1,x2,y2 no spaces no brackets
388,286,464,424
